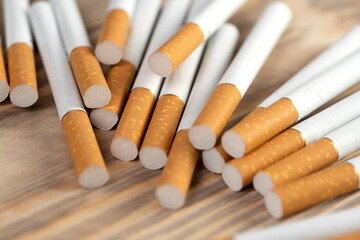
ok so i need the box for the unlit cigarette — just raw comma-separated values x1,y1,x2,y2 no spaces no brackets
0,37,9,102
50,0,111,109
91,0,162,130
189,2,292,150
254,116,360,195
265,156,360,219
223,90,360,191
222,49,360,159
111,0,192,161
4,0,38,107
95,0,137,65
30,2,109,189
148,0,247,77
233,206,360,240
224,25,360,158
203,107,264,174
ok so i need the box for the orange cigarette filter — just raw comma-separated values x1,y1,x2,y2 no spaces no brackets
90,60,136,130
327,231,360,240
62,111,109,189
190,83,242,149
8,43,38,107
223,129,305,191
70,46,111,108
139,94,184,169
148,23,204,77
266,162,358,218
96,9,130,65
111,87,155,161
0,44,9,102
255,138,338,195
156,129,199,210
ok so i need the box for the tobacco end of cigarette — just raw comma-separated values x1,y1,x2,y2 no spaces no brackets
253,171,274,196
84,84,112,109
79,165,110,189
188,124,217,150
264,190,282,219
0,80,10,102
10,84,38,107
148,23,204,77
222,164,243,191
202,148,227,174
222,130,246,158
111,137,138,161
95,40,123,65
139,146,168,170
90,108,118,130
155,184,185,210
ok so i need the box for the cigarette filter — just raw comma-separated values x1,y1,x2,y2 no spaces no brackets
140,24,239,170
265,157,360,218
30,2,109,189
4,0,38,107
224,25,360,157
0,39,9,102
254,116,360,195
148,0,248,77
233,206,360,240
95,0,137,65
202,107,264,174
156,129,199,210
90,0,162,130
223,90,360,191
50,0,111,109
222,49,360,159
110,0,193,161
189,2,292,150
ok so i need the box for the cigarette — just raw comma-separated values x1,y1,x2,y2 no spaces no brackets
202,107,264,174
148,0,248,77
50,0,111,109
233,206,360,240
223,90,360,191
29,2,109,189
265,157,360,218
111,0,193,161
0,38,9,102
188,2,292,150
95,0,137,65
254,116,360,195
90,0,162,130
4,0,38,108
223,25,360,158
222,49,360,159
140,24,239,170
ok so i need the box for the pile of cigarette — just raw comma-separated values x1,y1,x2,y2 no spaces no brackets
2,0,360,238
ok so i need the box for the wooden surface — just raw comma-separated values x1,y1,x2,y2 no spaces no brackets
1,0,360,239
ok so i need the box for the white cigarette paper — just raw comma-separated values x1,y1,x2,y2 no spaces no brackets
107,0,137,15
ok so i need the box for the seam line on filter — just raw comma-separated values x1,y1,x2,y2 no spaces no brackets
323,137,340,161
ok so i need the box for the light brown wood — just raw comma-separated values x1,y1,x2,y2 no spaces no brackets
1,0,360,239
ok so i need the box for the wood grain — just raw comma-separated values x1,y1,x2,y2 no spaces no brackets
1,0,360,239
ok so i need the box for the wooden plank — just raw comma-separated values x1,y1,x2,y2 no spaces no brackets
0,0,360,239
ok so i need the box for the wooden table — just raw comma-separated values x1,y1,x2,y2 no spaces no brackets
1,0,360,239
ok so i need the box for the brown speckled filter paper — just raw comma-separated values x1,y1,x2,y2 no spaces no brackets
141,94,185,155
229,98,299,154
97,9,130,56
7,43,37,91
272,162,358,217
192,83,241,139
228,129,305,188
154,23,204,74
61,111,107,179
69,46,108,99
263,137,339,188
0,45,8,86
158,129,199,196
113,87,156,149
102,60,136,116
